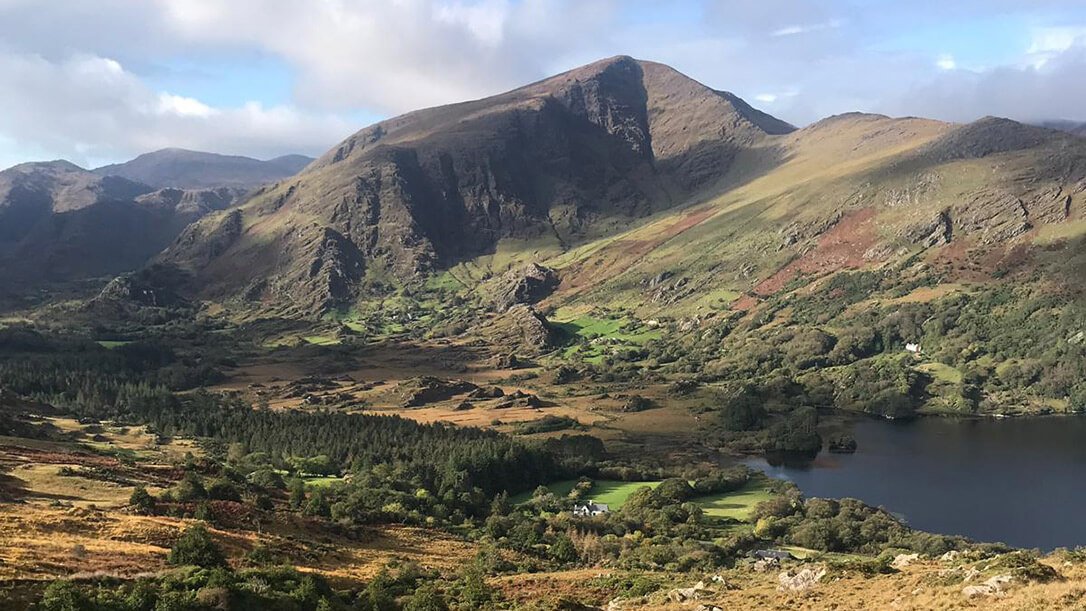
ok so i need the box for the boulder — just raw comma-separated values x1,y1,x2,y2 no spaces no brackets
891,553,920,569
962,575,1013,599
903,210,953,247
777,566,827,593
399,377,478,407
490,263,559,311
485,305,559,355
468,386,505,399
753,557,780,573
494,353,526,369
666,582,714,603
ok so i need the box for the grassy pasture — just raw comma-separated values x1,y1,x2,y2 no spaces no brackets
303,475,345,489
511,477,776,521
692,480,775,522
917,361,963,384
509,479,660,507
590,480,662,508
550,310,663,364
96,340,132,349
302,334,340,346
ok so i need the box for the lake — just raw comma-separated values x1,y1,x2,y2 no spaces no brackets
744,415,1086,550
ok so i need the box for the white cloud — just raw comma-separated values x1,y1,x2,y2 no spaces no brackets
1026,26,1086,68
0,51,352,166
771,19,844,37
434,0,511,47
157,93,216,118
1,0,1085,165
155,0,613,114
883,44,1086,123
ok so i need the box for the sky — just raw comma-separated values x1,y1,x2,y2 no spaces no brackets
0,0,1084,169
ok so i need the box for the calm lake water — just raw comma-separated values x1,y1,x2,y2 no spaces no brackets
744,416,1086,550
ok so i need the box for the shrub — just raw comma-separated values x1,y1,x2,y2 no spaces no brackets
129,485,156,514
173,472,207,502
249,468,286,490
37,580,85,611
404,584,449,611
550,535,579,564
457,567,495,609
206,478,242,502
168,524,227,568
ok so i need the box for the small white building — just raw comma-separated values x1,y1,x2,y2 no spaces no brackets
573,501,610,517
905,342,921,354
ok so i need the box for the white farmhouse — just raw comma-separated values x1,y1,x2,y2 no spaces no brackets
905,342,921,354
572,501,610,517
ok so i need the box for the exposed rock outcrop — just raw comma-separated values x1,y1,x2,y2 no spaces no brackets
904,210,953,247
954,191,1032,243
777,566,827,593
490,263,560,311
398,377,479,407
962,575,1013,599
484,305,559,355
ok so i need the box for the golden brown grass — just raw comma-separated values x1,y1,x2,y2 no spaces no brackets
493,558,1086,610
0,503,478,585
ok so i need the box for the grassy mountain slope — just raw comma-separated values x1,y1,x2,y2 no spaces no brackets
527,115,1085,316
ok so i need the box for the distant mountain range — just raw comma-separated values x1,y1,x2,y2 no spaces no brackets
93,149,313,190
1038,120,1086,137
4,56,1086,323
0,149,312,288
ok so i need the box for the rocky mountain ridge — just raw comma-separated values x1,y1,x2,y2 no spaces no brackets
93,148,313,189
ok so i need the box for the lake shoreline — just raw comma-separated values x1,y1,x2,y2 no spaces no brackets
743,415,1086,551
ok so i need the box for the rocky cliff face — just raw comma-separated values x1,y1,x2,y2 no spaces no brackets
160,56,796,314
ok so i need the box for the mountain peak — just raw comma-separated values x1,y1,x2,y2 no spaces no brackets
923,115,1073,162
164,57,803,313
315,56,794,173
8,159,87,175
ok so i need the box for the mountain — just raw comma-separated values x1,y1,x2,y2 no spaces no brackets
158,55,798,313
93,148,314,189
1038,120,1086,137
0,161,242,287
158,57,1086,320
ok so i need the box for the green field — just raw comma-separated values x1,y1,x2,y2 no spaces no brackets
302,475,344,488
96,340,133,349
692,480,775,521
550,311,663,364
510,478,774,520
589,480,662,508
303,335,341,346
509,479,580,504
510,479,659,507
552,315,662,344
917,361,963,384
